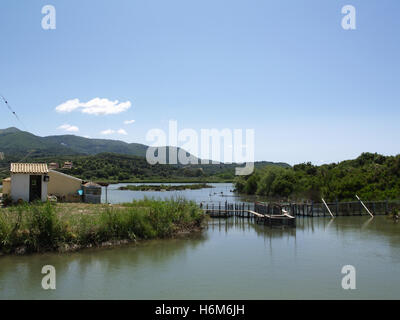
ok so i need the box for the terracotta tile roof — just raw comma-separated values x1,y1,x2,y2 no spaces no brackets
10,163,49,174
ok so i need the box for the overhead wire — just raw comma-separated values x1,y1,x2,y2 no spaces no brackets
0,94,34,176
0,93,28,130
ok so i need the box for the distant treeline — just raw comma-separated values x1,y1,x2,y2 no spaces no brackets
0,152,288,182
51,153,233,182
0,153,229,182
235,153,400,201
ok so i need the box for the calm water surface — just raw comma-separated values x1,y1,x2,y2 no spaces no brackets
1,216,399,299
101,182,252,204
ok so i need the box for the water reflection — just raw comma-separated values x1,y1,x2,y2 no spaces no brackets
0,233,208,299
1,216,400,299
207,217,297,239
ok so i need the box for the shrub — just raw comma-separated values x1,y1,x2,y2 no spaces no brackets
0,198,205,254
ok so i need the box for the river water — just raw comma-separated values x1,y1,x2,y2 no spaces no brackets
1,184,399,299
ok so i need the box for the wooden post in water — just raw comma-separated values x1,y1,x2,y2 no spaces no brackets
356,195,373,217
322,198,334,218
311,201,314,217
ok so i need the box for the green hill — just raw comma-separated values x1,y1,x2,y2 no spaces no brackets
0,127,78,157
43,134,149,157
0,127,189,159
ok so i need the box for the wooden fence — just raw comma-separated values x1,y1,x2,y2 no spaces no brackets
200,200,400,217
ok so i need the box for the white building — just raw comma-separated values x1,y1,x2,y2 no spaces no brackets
10,163,49,202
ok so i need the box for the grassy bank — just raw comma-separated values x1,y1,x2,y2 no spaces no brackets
0,199,206,255
118,183,213,191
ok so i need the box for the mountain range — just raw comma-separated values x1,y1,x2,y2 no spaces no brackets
0,127,290,169
0,127,149,158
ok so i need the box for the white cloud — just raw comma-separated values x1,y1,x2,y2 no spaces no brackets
100,128,128,136
124,119,135,125
57,124,79,132
100,129,115,135
55,98,131,115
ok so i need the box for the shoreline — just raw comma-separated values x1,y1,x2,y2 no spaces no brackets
0,225,206,257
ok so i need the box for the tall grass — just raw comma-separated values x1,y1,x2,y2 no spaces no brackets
0,198,205,254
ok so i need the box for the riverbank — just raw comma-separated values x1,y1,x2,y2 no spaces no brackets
0,199,206,255
118,183,213,191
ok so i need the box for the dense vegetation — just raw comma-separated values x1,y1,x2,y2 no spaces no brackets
0,199,205,254
37,153,235,182
235,153,400,201
0,152,288,182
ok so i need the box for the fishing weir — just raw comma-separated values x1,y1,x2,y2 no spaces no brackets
201,202,296,227
201,199,399,227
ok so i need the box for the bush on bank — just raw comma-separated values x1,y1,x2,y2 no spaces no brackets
0,199,205,254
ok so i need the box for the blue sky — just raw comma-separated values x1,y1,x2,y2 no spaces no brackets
0,0,399,165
